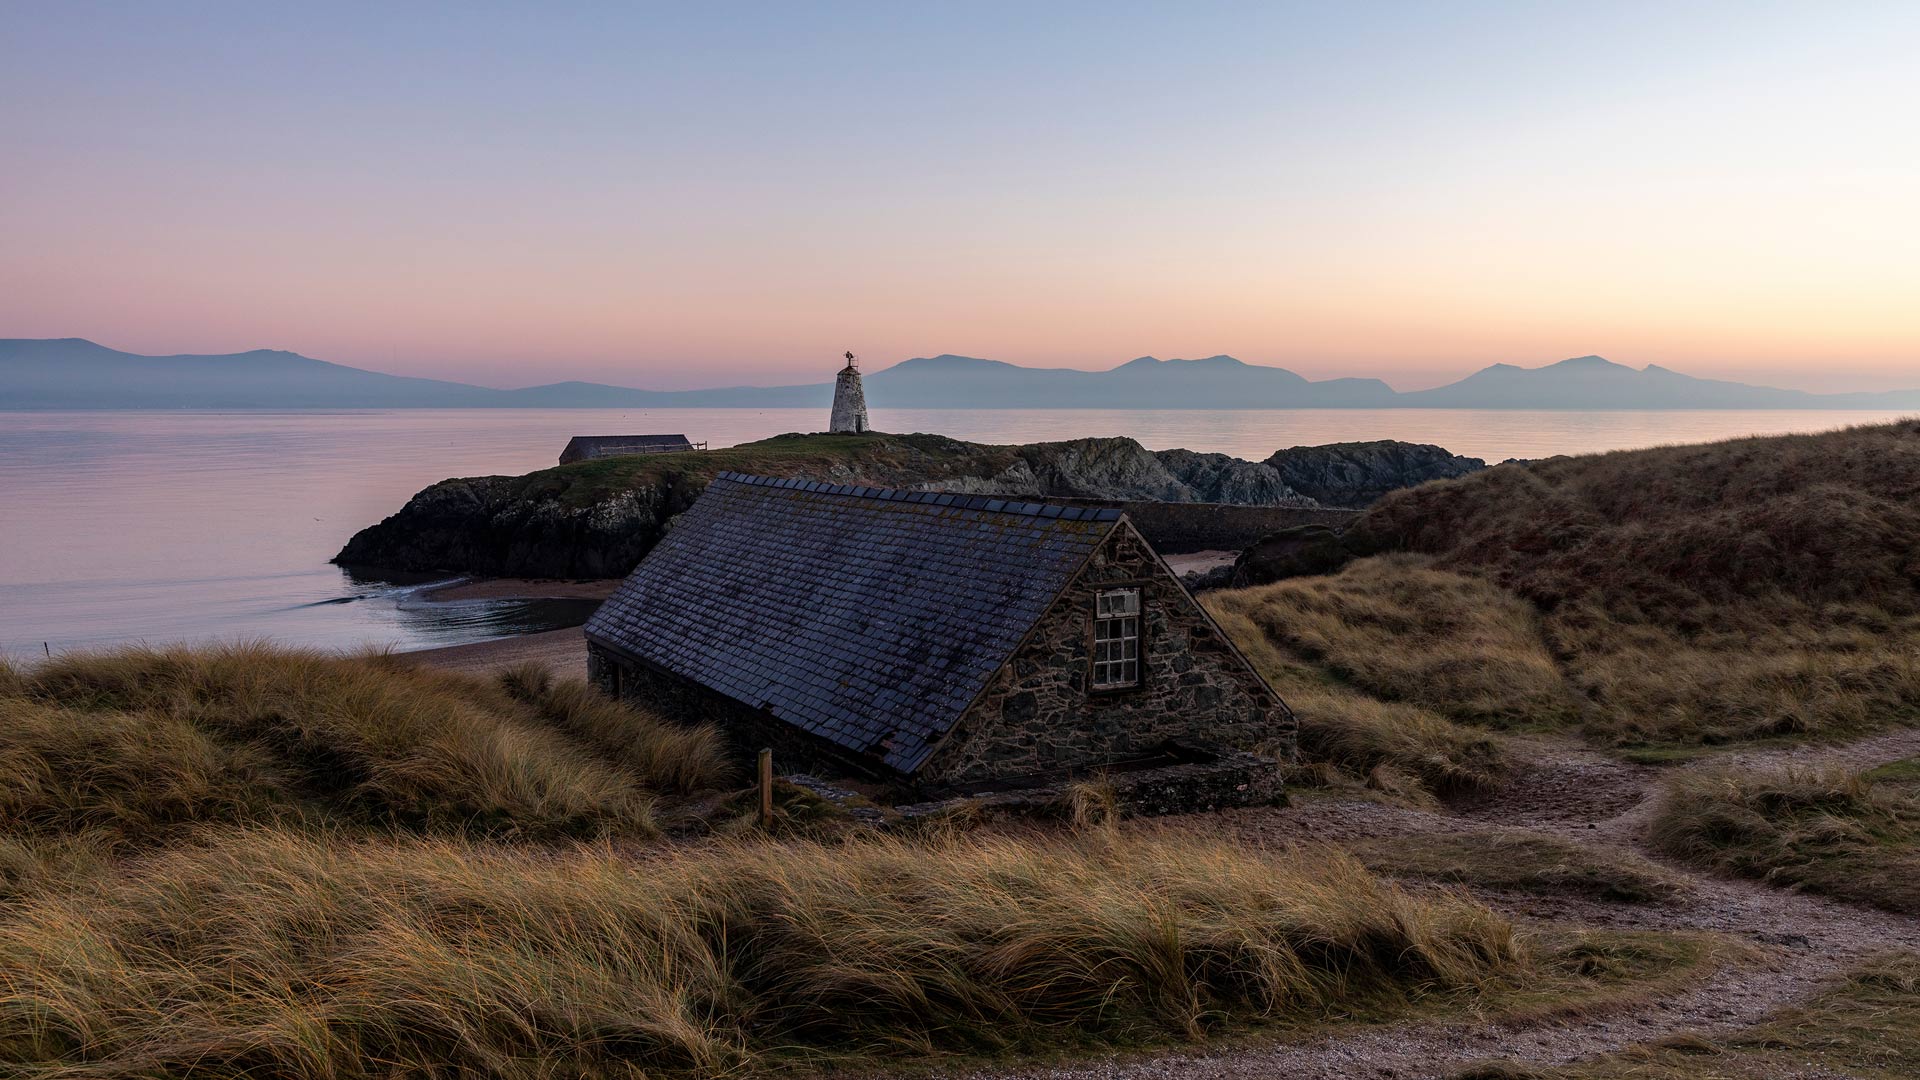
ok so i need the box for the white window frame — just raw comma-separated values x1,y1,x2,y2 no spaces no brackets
1091,587,1142,690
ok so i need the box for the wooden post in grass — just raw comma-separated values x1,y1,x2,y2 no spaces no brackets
758,748,774,829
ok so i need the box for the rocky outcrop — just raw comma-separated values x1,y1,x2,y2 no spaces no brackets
1154,449,1317,505
1263,441,1485,508
333,475,700,578
334,432,1475,579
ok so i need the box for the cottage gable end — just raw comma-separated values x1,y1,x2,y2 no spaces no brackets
917,519,1294,786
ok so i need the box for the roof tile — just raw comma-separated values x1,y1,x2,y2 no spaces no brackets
585,473,1114,774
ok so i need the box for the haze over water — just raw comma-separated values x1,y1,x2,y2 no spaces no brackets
2,406,1912,658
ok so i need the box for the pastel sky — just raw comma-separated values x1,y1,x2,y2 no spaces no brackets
4,2,1917,392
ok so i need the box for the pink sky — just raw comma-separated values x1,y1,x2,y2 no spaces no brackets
4,4,1917,394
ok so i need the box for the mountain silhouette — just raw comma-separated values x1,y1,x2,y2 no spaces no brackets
3,339,1915,410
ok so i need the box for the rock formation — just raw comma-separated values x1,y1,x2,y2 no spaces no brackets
334,432,1480,579
1262,441,1485,508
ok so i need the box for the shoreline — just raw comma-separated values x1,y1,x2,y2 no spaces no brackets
418,577,619,603
400,577,616,680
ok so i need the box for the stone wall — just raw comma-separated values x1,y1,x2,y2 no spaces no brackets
1046,498,1359,554
588,642,890,787
917,521,1296,786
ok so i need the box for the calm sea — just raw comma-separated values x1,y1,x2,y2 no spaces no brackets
3,407,1911,657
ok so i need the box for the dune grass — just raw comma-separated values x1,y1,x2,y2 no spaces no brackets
1204,592,1508,801
1648,762,1920,914
0,644,729,866
0,827,1527,1077
1211,555,1577,730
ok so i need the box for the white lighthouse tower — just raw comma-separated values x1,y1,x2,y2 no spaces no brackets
829,350,870,434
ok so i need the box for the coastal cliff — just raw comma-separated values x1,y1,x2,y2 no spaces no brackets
334,432,1483,578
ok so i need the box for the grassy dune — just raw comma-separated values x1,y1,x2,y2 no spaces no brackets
1216,422,1920,757
0,644,728,870
1649,761,1920,914
1205,590,1507,800
0,828,1525,1077
0,645,1558,1075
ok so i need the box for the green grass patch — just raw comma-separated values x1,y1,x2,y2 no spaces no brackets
1453,951,1920,1079
1864,756,1920,787
1357,832,1687,904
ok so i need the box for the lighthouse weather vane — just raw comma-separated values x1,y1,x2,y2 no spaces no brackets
844,350,857,369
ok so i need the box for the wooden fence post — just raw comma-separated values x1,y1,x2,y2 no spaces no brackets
758,748,774,829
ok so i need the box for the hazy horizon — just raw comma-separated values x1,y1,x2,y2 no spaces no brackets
5,3,1918,393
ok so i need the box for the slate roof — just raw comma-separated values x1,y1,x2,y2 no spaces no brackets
584,472,1125,774
560,435,694,463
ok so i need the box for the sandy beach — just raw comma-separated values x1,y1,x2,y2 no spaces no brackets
403,626,589,681
399,577,616,680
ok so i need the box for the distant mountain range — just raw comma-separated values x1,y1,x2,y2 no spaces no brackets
4,338,1917,411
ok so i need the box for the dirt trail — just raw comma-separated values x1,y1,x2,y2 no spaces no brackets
952,727,1920,1080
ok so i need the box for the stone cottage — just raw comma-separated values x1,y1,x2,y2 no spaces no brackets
558,434,697,465
584,472,1294,803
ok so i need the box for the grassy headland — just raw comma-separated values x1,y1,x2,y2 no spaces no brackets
1216,422,1920,761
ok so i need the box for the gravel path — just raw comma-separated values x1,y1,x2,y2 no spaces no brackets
940,727,1920,1080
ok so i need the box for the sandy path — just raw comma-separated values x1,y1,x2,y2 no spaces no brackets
946,727,1920,1080
400,626,588,681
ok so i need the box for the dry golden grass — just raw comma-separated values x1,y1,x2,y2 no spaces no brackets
0,827,1526,1077
1548,605,1920,746
0,644,729,862
1213,425,1920,753
1341,422,1920,749
1205,594,1507,799
495,660,730,797
1648,763,1920,914
1211,555,1577,729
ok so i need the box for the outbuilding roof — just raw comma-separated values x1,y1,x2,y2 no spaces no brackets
560,435,694,462
584,472,1124,774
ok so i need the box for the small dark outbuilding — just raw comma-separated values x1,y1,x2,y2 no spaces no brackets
584,472,1295,802
558,434,697,465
